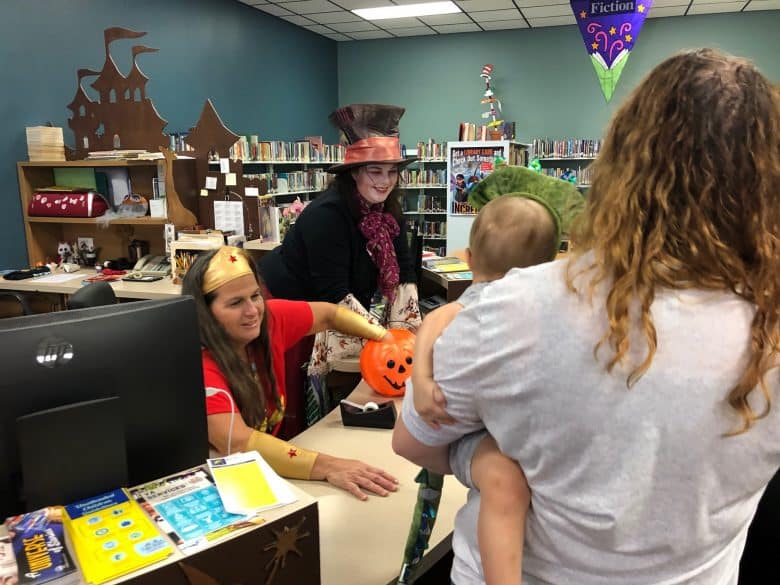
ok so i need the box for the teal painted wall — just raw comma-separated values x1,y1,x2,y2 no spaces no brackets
0,0,338,269
337,11,780,146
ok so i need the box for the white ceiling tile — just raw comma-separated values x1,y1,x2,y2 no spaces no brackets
432,23,482,33
417,13,472,25
329,0,394,9
527,14,577,27
650,0,691,6
471,9,522,22
303,24,338,33
256,4,294,16
328,20,380,32
349,30,394,39
281,0,342,14
480,18,529,29
237,0,269,5
281,14,317,24
648,6,688,17
511,0,570,7
522,4,573,17
367,17,426,28
323,32,353,41
688,2,747,14
455,0,516,8
390,26,438,36
305,11,362,23
744,0,780,9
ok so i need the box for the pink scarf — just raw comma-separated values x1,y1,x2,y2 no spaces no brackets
356,196,400,303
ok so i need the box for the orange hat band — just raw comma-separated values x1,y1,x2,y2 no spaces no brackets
343,136,402,166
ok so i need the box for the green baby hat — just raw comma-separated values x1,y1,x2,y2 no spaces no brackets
468,165,586,248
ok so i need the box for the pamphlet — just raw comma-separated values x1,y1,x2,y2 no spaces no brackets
129,466,262,553
63,488,172,584
207,452,297,516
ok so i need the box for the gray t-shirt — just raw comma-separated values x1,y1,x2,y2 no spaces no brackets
402,258,780,585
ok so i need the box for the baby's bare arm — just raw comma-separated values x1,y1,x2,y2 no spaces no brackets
412,303,463,427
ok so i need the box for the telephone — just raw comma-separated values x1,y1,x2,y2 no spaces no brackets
131,254,171,278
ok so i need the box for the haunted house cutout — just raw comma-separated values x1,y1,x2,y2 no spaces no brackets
67,27,168,158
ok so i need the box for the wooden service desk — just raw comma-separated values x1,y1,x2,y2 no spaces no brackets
289,381,467,585
0,270,182,305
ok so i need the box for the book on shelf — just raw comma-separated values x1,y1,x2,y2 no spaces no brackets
128,466,262,554
63,488,173,585
207,452,297,516
3,506,79,585
430,261,470,273
86,150,163,160
423,256,462,268
444,271,473,281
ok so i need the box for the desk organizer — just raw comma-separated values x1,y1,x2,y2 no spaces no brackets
340,400,397,430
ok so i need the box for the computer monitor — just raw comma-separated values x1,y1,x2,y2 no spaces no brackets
0,297,209,518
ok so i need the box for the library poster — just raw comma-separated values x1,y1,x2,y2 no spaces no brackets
570,0,653,101
449,146,504,205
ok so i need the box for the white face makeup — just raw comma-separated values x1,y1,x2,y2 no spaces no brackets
352,163,399,205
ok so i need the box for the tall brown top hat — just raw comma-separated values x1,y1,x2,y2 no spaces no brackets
327,104,416,173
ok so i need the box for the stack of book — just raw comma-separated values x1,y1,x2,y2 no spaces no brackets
26,127,66,162
86,150,163,160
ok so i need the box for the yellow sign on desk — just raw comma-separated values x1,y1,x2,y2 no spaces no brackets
208,452,297,516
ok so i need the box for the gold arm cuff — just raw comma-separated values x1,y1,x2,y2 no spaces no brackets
332,306,387,341
244,430,318,480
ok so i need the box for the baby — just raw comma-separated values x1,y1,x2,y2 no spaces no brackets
413,193,561,584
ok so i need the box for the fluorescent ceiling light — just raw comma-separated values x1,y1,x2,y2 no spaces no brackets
353,1,461,21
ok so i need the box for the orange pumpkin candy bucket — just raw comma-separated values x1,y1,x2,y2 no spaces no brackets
359,329,415,397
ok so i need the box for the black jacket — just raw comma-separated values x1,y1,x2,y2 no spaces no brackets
259,185,416,310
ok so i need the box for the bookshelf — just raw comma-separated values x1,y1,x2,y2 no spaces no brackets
445,140,530,253
204,139,344,241
401,141,448,253
531,138,601,190
17,158,198,266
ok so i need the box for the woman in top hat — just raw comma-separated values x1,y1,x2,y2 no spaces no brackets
259,104,422,431
183,246,399,500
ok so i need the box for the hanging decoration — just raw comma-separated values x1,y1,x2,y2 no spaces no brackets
570,1,653,102
479,64,505,138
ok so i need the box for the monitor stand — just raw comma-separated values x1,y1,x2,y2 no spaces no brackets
16,396,128,511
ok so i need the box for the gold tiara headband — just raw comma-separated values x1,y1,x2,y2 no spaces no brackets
202,246,254,294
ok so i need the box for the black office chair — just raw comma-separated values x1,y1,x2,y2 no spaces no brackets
67,281,117,310
0,291,34,316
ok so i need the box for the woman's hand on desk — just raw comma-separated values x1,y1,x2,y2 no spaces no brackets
311,454,399,501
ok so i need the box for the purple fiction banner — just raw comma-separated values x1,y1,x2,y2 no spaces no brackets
571,1,652,101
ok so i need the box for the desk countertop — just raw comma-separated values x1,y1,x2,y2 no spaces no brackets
290,382,467,585
0,270,182,300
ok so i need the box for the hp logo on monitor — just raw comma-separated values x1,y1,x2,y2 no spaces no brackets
36,337,74,368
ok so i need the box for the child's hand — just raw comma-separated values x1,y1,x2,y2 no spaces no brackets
413,376,456,429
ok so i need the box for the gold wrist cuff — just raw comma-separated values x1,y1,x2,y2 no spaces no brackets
244,430,318,480
332,306,387,341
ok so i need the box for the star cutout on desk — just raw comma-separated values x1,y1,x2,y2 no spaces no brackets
638,3,645,12
263,516,310,585
580,10,587,18
609,26,616,35
287,448,298,459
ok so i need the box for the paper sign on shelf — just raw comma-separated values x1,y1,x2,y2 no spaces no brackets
245,187,259,197
213,200,244,236
225,172,237,186
205,176,218,190
219,158,230,173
